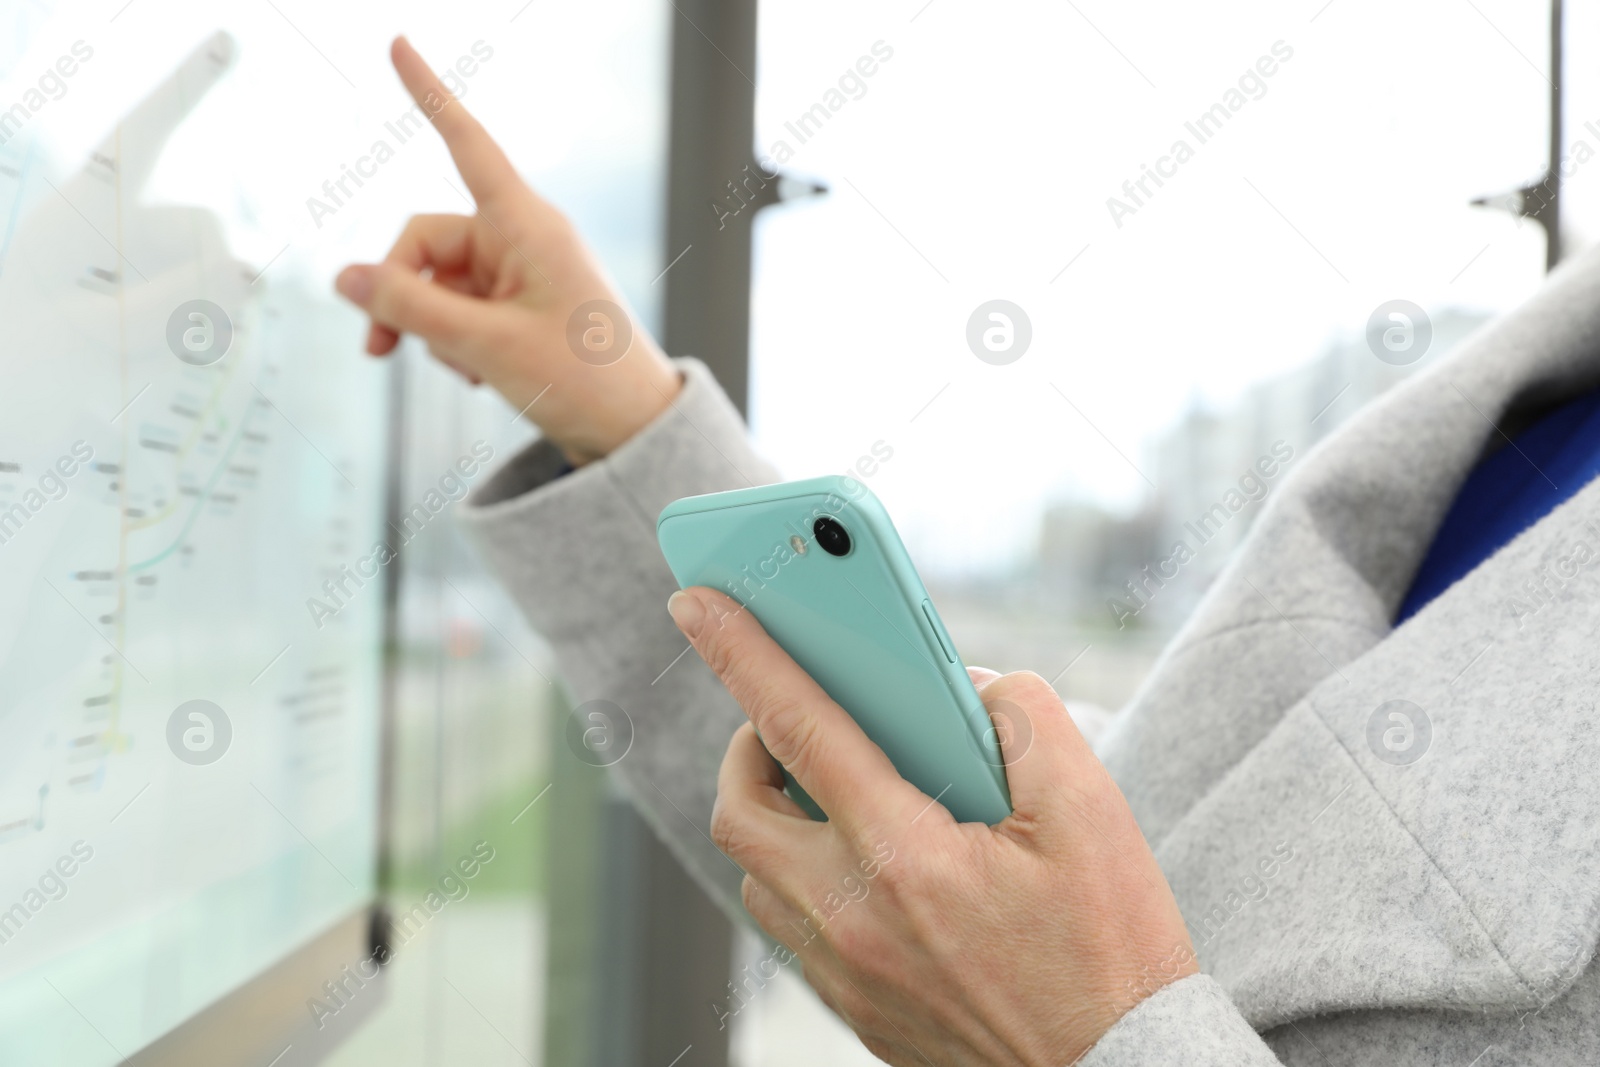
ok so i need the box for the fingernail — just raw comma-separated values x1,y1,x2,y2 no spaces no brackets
336,266,373,305
668,590,705,638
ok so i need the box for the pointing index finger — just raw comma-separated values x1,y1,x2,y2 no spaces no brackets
389,36,520,206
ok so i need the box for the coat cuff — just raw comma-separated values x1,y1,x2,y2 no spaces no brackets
459,356,778,640
1077,974,1280,1066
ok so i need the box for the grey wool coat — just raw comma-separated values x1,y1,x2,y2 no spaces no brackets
460,242,1600,1064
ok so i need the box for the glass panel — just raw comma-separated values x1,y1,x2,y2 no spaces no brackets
0,12,389,1061
0,2,671,1063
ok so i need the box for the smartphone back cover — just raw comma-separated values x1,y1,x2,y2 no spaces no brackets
657,476,1011,825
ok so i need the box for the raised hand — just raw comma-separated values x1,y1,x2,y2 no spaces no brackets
335,37,681,466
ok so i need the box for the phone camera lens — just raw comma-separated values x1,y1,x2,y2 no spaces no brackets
813,517,852,557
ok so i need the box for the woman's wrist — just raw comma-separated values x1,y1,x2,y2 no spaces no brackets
543,351,684,468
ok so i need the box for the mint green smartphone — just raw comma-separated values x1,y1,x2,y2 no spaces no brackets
657,475,1012,825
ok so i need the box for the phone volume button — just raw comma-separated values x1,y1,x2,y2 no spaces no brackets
921,599,956,663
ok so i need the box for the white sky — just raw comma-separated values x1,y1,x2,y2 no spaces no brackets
748,0,1583,575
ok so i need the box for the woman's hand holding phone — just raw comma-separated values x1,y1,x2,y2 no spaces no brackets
334,38,681,467
668,586,1199,1066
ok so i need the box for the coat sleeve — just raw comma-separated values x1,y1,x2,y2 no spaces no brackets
1076,974,1282,1066
456,357,778,925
